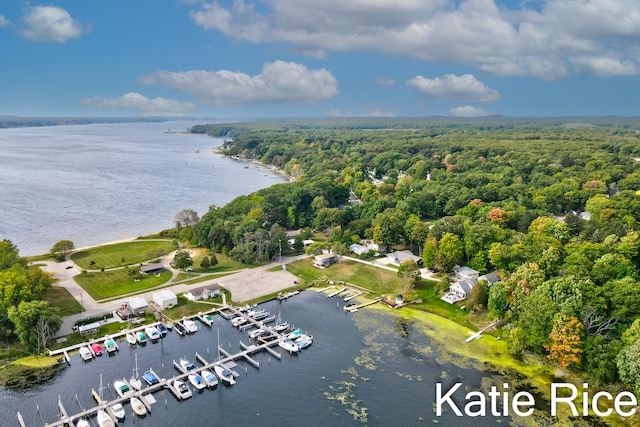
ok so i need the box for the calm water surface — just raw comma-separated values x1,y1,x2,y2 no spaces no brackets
0,121,286,256
0,292,512,426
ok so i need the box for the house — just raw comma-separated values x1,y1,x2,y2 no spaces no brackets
184,284,222,301
453,266,480,281
386,250,422,267
153,290,177,310
127,297,149,316
350,243,369,255
139,263,165,274
478,272,501,286
314,253,335,268
448,279,476,300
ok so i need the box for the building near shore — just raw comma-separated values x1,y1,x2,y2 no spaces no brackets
153,289,177,309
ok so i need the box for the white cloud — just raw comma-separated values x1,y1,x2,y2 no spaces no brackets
449,105,494,117
569,56,637,77
188,0,640,78
137,60,338,105
78,93,195,117
19,6,89,42
375,76,396,86
407,74,500,103
0,15,10,27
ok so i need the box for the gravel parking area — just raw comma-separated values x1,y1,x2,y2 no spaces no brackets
220,266,301,303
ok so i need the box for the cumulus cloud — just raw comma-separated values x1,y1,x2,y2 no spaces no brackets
407,74,500,103
137,60,338,105
19,6,89,42
375,76,396,86
0,15,10,27
449,105,494,117
187,0,640,78
78,93,195,117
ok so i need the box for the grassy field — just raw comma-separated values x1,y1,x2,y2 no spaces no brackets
161,295,226,319
189,250,249,273
70,240,176,270
44,286,83,316
74,269,172,300
284,258,399,294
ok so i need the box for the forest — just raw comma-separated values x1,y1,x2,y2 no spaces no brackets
189,117,640,392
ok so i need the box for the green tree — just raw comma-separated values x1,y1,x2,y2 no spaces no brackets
50,240,75,262
209,253,218,267
435,233,463,273
0,239,25,270
173,250,193,270
331,242,348,264
422,236,438,270
175,209,200,228
200,256,210,269
616,340,640,395
7,300,61,352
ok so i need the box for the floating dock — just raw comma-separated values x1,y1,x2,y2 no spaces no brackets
327,287,347,298
316,285,335,293
343,291,363,302
346,299,380,312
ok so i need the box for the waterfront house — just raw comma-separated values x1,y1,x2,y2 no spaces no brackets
386,250,422,267
313,253,336,268
184,284,221,301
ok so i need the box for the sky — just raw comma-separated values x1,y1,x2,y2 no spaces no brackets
1,0,639,119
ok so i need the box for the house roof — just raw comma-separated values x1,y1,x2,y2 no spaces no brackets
478,272,501,284
187,284,220,295
128,296,148,309
454,266,480,276
454,279,476,294
387,250,421,263
153,289,177,301
315,253,334,260
140,263,165,273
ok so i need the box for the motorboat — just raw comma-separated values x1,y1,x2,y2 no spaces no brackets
143,371,159,386
252,311,270,321
110,403,125,420
157,323,168,336
231,316,248,327
179,357,197,373
145,326,161,341
79,346,93,361
199,312,214,327
286,328,304,340
183,318,198,333
272,322,290,333
188,373,208,390
113,379,133,398
126,332,137,346
295,334,313,349
213,364,236,385
247,308,265,318
172,379,192,399
278,338,300,353
91,342,103,356
249,328,267,339
200,369,218,388
130,396,147,416
174,321,186,336
344,303,357,311
76,418,91,427
136,331,147,344
103,336,118,353
164,322,173,331
96,409,115,427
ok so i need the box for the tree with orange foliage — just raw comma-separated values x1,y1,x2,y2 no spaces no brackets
545,314,584,369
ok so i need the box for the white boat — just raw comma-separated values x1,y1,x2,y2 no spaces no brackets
213,364,236,385
295,334,313,349
272,322,290,333
110,402,125,420
188,373,208,390
136,331,147,344
199,312,214,326
231,316,248,327
179,357,197,373
130,354,142,391
247,308,265,318
96,409,115,427
113,379,133,398
200,369,219,388
174,321,186,336
278,338,300,353
183,318,198,333
103,336,118,353
172,379,192,399
286,328,304,340
76,418,91,427
249,328,267,339
126,332,137,346
145,326,161,341
130,395,147,416
79,346,93,361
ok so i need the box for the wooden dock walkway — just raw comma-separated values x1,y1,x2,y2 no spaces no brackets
346,299,380,312
327,287,347,298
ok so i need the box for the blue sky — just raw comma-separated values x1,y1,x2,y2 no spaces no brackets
1,0,639,118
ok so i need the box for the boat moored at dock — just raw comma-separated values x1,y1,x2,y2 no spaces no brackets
171,379,193,399
79,346,93,361
183,318,199,333
278,338,300,353
188,373,207,390
130,396,147,416
126,332,137,346
174,321,187,336
200,369,219,388
213,364,236,385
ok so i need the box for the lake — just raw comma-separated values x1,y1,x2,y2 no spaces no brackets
0,121,287,256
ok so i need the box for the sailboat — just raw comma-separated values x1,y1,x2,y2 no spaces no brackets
213,328,236,385
96,374,115,427
130,354,142,391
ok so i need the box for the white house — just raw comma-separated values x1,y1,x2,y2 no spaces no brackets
184,284,221,301
350,243,369,255
127,297,148,316
454,266,480,281
386,250,422,266
153,290,177,310
449,279,476,299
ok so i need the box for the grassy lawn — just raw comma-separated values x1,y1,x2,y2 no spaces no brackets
161,295,225,319
412,278,471,324
285,258,399,294
74,269,172,300
190,251,248,273
44,286,83,316
70,240,176,270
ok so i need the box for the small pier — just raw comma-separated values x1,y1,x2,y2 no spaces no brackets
57,397,76,427
346,299,380,312
327,287,347,298
343,291,363,302
316,285,335,293
197,312,214,327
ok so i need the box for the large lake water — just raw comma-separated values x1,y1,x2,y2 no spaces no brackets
0,292,516,426
0,121,286,256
